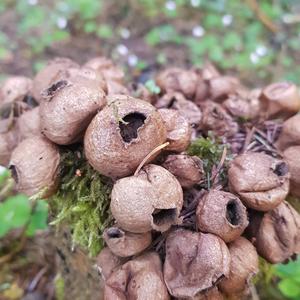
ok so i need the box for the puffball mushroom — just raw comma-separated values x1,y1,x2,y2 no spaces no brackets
193,287,224,300
9,136,60,197
17,106,41,140
260,82,300,119
32,57,79,103
163,229,230,299
84,95,167,178
40,76,106,145
162,154,204,188
283,146,300,197
254,201,300,264
196,190,248,243
104,252,169,300
200,102,238,138
0,127,19,166
276,114,300,151
156,92,202,126
159,108,191,152
0,76,33,105
103,227,152,257
228,152,290,211
218,237,259,295
156,67,198,99
111,164,183,233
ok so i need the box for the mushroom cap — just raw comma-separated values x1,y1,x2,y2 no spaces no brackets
104,252,169,300
103,227,152,257
163,229,230,298
260,82,300,119
156,68,198,99
84,96,167,178
159,108,191,152
254,201,300,263
218,237,259,295
228,152,290,211
191,287,224,300
32,57,79,103
196,190,249,243
0,126,19,167
276,114,300,151
283,146,300,197
200,101,238,138
17,106,41,140
111,164,183,233
9,136,60,197
162,154,204,188
156,92,202,126
40,77,106,145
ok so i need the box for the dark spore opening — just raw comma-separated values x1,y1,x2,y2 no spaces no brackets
44,80,68,97
226,200,241,226
9,165,18,183
273,162,289,177
106,227,124,239
167,97,177,108
152,208,177,226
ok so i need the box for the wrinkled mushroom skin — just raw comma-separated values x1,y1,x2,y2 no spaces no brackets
17,106,41,140
103,227,152,257
228,152,290,211
200,102,238,138
111,164,183,233
40,77,106,145
96,247,125,280
283,146,300,197
260,82,300,119
84,96,167,178
156,92,202,126
104,252,169,300
162,154,204,188
32,57,79,103
218,237,259,295
254,201,300,264
156,68,198,99
276,114,300,151
0,76,33,105
159,109,191,152
0,127,19,166
196,190,249,243
163,229,230,299
9,136,60,197
191,287,224,300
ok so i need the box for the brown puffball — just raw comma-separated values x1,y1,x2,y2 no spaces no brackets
162,154,204,188
111,164,183,233
84,56,125,83
130,83,156,104
32,57,79,103
260,82,300,119
159,108,191,152
0,126,19,166
276,114,300,151
163,229,230,299
104,252,169,300
17,106,41,140
196,190,248,243
228,152,290,211
283,146,300,197
84,95,167,178
9,136,60,197
200,101,238,138
40,76,106,145
156,92,202,126
156,68,198,99
218,237,259,295
254,201,300,264
96,247,125,280
103,227,152,257
0,76,33,105
192,287,224,300
106,80,129,95
208,76,240,102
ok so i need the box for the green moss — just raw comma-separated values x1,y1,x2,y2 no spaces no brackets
50,148,113,257
54,273,65,300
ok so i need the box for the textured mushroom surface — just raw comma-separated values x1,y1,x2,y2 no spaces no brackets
9,136,60,197
84,95,167,178
104,252,169,300
17,106,41,140
0,126,19,166
163,229,230,298
196,190,248,242
111,164,183,233
228,152,290,211
218,237,259,295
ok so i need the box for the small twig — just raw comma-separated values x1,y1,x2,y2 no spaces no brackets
27,267,48,292
134,142,169,176
211,146,227,187
243,127,256,153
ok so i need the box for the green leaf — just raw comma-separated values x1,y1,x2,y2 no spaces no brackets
26,200,48,236
84,21,97,33
278,278,300,298
203,14,222,29
223,32,242,50
145,79,161,94
52,30,69,42
96,24,113,39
